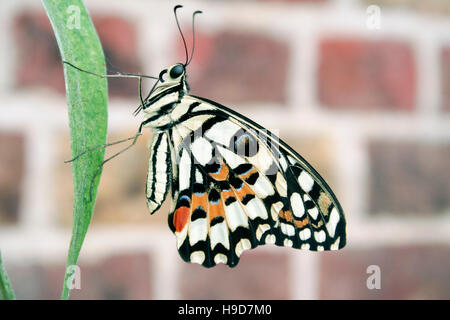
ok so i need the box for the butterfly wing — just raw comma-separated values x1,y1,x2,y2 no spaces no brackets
146,131,171,215
166,95,346,268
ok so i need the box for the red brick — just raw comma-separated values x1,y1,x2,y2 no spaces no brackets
368,140,450,215
319,246,450,299
318,39,416,110
0,132,25,224
8,252,152,299
179,251,290,299
13,11,141,98
442,47,450,111
182,31,289,106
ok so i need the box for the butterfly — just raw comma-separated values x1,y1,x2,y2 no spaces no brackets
66,5,346,268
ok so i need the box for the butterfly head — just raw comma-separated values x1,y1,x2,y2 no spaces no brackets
158,63,186,85
145,63,189,100
134,6,200,116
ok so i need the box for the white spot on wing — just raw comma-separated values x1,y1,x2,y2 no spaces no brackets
190,251,205,264
290,193,305,218
287,155,297,165
270,201,283,221
235,238,251,257
191,137,213,166
265,234,276,244
189,218,208,245
205,120,241,147
326,207,340,238
210,221,230,250
179,149,191,191
275,173,287,197
331,237,340,250
214,253,228,265
249,144,272,173
303,194,319,220
308,207,319,220
176,226,188,249
299,228,311,240
250,176,275,198
314,230,326,243
217,145,245,168
195,169,203,184
245,198,268,220
192,102,214,112
256,224,270,241
224,201,248,231
298,171,314,192
279,156,288,171
281,223,295,237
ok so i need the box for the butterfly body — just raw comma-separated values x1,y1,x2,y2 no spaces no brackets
142,64,347,268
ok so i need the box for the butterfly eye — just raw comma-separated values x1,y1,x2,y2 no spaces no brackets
169,64,185,79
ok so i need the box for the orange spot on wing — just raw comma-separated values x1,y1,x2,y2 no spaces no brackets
192,192,207,211
209,200,224,222
279,210,294,223
295,217,309,228
239,167,258,180
232,183,255,202
174,207,190,232
221,189,235,201
209,161,229,181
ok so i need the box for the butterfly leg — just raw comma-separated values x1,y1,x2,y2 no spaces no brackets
63,60,157,80
85,122,145,201
65,133,143,163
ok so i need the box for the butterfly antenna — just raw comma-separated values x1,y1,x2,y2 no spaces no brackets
174,5,189,65
186,10,202,66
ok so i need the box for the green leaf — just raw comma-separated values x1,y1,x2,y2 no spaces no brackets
0,251,16,300
42,0,108,299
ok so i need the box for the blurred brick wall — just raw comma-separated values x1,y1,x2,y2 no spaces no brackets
0,0,449,299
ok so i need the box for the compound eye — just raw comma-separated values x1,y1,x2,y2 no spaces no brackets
169,64,185,79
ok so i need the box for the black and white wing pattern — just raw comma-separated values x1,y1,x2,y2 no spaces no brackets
165,95,346,268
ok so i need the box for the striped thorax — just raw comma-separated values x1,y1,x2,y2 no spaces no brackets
142,63,189,129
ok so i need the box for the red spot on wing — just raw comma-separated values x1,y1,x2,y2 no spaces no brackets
174,206,190,232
